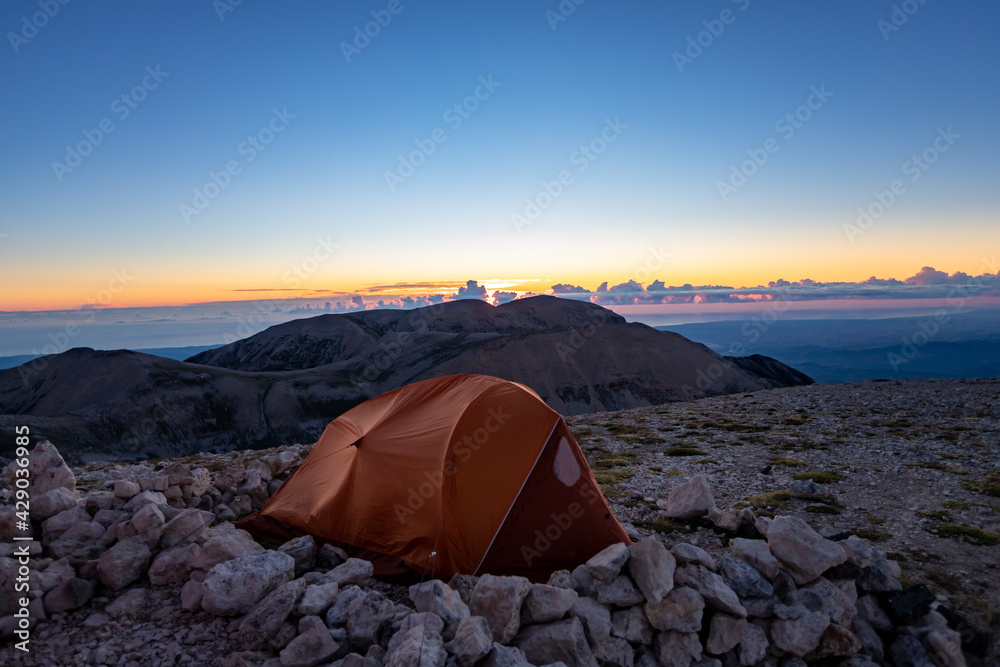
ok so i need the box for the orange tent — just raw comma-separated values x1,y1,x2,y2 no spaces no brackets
240,374,630,580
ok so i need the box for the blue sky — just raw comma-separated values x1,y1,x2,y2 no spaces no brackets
1,0,998,317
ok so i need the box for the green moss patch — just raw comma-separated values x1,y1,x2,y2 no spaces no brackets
925,523,1000,546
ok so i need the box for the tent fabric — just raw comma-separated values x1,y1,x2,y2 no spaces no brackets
239,373,630,580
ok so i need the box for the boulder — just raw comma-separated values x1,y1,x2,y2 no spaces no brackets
888,634,935,667
192,526,264,572
114,480,141,500
645,586,705,633
138,475,170,492
571,564,595,596
85,492,115,515
346,589,397,651
162,463,195,486
738,622,769,666
33,487,80,520
316,543,347,571
627,537,675,603
795,577,855,627
59,521,105,544
923,627,966,667
521,583,578,624
278,535,317,577
389,612,445,655
201,550,296,616
611,605,653,645
448,616,494,667
38,557,74,592
811,623,863,659
478,643,528,667
409,580,470,637
181,579,204,612
729,538,780,580
882,584,935,626
119,503,166,547
584,542,630,582
592,636,635,667
41,505,90,543
670,542,717,570
3,440,75,495
770,604,831,656
592,573,644,607
237,579,306,650
448,573,477,605
385,625,447,667
469,574,532,643
766,516,846,585
659,475,715,519
148,543,203,586
190,468,212,496
105,587,150,618
280,627,340,667
267,451,302,475
325,558,374,587
673,564,746,617
122,490,168,513
297,581,340,616
855,594,892,633
719,554,773,598
513,617,598,667
43,577,94,613
92,508,128,528
653,631,702,666
706,613,747,655
96,536,151,591
160,508,213,548
569,596,612,644
325,586,363,627
710,506,756,532
790,479,829,500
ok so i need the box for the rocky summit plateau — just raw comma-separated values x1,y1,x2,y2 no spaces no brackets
0,297,810,463
1,378,998,666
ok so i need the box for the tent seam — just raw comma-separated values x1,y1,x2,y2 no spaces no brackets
472,416,561,576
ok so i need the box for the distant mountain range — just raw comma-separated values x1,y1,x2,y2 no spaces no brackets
0,296,810,463
660,309,1000,383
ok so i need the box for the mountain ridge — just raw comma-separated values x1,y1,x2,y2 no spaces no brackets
0,296,812,463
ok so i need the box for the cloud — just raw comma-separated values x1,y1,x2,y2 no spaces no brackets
906,266,951,285
491,291,518,305
454,280,488,300
554,267,1000,305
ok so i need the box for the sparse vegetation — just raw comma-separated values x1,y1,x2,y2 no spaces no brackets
866,513,886,525
905,461,969,476
664,446,709,457
634,519,686,535
960,474,1000,498
925,523,1000,546
806,503,842,515
592,469,634,486
916,509,953,521
746,490,792,510
793,470,846,484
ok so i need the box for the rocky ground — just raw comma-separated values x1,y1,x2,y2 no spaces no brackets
0,378,997,666
568,379,1000,633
